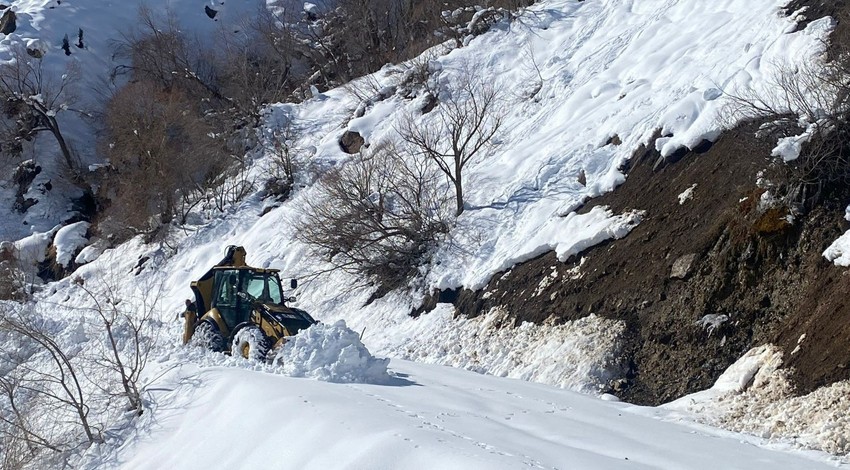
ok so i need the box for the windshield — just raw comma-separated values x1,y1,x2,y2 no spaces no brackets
243,272,284,304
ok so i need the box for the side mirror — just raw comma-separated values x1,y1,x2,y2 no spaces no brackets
290,279,298,289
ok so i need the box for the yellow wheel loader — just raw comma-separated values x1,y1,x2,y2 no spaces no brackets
181,245,317,360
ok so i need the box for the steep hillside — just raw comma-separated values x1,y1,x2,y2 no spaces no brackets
2,0,850,467
441,121,850,405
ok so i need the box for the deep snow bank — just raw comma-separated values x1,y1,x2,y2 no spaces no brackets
666,346,850,457
175,320,392,385
272,320,391,384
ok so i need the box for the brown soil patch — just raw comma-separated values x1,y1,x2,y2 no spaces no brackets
420,121,850,405
410,0,850,406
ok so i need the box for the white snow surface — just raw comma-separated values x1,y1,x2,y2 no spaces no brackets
102,359,845,470
825,204,850,265
52,221,89,267
824,231,850,266
678,183,697,205
1,0,849,468
271,320,392,383
667,345,850,457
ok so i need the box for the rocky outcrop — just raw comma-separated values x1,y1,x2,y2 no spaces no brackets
13,160,41,213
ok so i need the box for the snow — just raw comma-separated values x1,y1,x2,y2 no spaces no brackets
824,232,850,266
105,360,843,470
13,225,56,265
666,345,850,457
74,240,106,265
0,0,848,467
694,313,728,337
381,305,626,394
271,320,391,383
678,183,697,204
52,221,89,267
772,123,818,161
826,205,850,265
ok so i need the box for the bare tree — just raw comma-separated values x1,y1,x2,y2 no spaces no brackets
299,141,450,293
0,307,102,446
0,47,79,170
0,242,29,302
114,7,223,104
214,9,301,127
76,279,161,416
398,69,502,215
0,372,63,468
261,121,302,201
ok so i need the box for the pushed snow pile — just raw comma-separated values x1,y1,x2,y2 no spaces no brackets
272,320,391,384
666,345,850,457
383,304,625,394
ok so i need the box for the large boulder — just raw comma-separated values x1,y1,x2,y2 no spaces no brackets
339,130,365,154
0,9,16,35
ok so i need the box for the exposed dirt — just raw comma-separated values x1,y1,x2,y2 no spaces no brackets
419,119,850,405
408,0,850,406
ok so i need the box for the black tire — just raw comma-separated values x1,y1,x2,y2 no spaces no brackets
191,321,226,353
231,326,271,361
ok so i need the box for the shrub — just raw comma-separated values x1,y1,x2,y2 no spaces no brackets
299,141,450,293
727,49,850,210
98,80,228,241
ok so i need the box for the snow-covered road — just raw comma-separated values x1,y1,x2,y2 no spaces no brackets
113,360,843,470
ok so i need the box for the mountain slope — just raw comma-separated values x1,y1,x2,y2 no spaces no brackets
2,0,849,467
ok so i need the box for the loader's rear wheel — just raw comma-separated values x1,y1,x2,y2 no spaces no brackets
191,321,225,353
232,326,271,361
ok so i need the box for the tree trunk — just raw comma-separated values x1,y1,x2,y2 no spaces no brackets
47,115,74,172
454,159,464,216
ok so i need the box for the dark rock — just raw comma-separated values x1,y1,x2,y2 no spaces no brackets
133,256,149,276
62,34,71,55
13,161,41,213
204,5,218,19
692,139,714,154
339,130,365,154
421,93,438,114
25,45,44,58
0,10,16,35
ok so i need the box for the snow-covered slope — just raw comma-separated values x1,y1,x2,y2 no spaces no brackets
2,0,848,467
0,0,254,236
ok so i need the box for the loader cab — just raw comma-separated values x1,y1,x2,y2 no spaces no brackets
243,271,285,304
210,268,288,331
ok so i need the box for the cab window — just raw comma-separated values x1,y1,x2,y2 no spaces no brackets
244,273,283,304
214,270,240,306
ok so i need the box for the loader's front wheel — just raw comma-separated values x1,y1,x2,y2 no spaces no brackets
191,321,226,353
232,326,271,361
